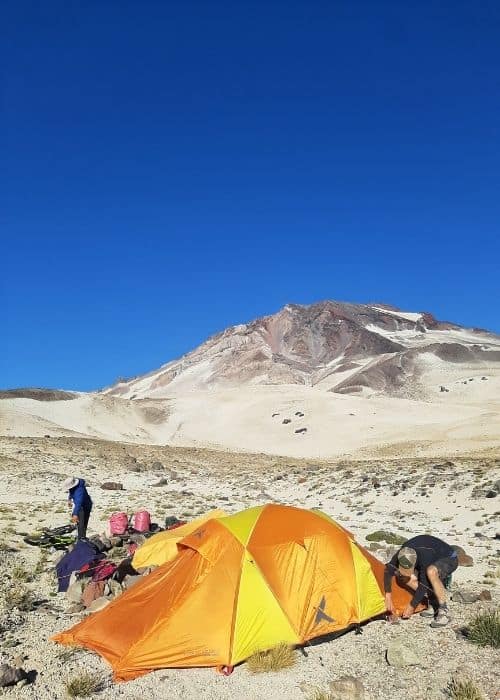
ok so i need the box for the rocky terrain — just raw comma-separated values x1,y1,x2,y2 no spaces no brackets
0,436,498,699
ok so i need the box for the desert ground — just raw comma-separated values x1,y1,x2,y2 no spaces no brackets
0,435,498,699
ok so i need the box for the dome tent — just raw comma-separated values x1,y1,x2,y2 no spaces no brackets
131,508,227,569
53,504,414,681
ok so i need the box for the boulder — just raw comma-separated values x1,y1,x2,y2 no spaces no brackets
0,664,27,687
451,545,474,567
100,482,124,490
386,642,422,667
328,676,365,699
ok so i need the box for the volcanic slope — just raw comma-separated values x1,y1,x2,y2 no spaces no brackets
1,301,499,458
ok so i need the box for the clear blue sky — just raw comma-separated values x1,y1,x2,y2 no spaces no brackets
2,1,499,391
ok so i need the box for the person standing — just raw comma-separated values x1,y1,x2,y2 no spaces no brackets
384,535,458,627
63,477,93,540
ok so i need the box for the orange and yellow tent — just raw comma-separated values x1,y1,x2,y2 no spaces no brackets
132,509,227,570
53,504,416,681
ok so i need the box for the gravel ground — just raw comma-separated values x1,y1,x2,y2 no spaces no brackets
0,437,499,699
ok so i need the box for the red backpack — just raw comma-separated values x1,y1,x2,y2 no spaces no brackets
132,510,151,533
109,512,129,536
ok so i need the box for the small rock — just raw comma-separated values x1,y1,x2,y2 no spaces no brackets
282,419,291,424
152,477,169,487
0,664,27,687
386,642,422,667
100,482,124,490
485,490,497,498
478,590,492,601
122,574,142,590
452,588,478,604
328,676,365,699
86,596,111,613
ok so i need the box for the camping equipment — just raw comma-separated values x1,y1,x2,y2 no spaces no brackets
132,511,151,533
132,509,226,570
53,504,421,680
108,512,129,536
56,539,105,592
24,524,76,550
164,515,184,529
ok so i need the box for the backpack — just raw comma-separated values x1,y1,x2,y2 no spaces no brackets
109,512,129,536
91,560,117,582
132,510,151,533
165,516,184,530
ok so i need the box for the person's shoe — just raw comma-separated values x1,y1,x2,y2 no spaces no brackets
420,607,436,618
430,607,450,627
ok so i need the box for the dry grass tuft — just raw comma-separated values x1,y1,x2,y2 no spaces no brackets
246,643,297,673
308,689,332,700
447,676,484,700
12,564,33,582
467,609,500,648
65,671,104,697
4,585,35,611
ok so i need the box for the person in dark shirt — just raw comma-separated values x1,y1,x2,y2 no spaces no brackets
384,535,458,627
63,477,93,540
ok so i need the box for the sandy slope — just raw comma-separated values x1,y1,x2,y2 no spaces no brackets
1,371,499,459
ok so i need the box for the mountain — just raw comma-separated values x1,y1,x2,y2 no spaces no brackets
2,301,500,459
104,301,500,400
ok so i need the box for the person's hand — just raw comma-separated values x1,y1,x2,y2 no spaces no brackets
385,593,395,614
71,515,79,524
401,603,415,619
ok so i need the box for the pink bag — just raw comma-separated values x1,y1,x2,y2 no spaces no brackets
132,510,151,533
109,512,128,536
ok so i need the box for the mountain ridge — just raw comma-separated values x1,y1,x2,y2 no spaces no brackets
102,300,500,400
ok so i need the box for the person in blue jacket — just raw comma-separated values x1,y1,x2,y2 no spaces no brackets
63,476,93,539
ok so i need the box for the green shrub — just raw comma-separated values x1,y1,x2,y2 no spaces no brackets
366,530,406,545
467,609,500,648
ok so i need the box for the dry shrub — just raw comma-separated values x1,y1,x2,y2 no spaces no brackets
65,671,104,697
246,642,297,673
448,677,484,700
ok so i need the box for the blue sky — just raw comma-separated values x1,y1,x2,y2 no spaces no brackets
2,1,499,391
